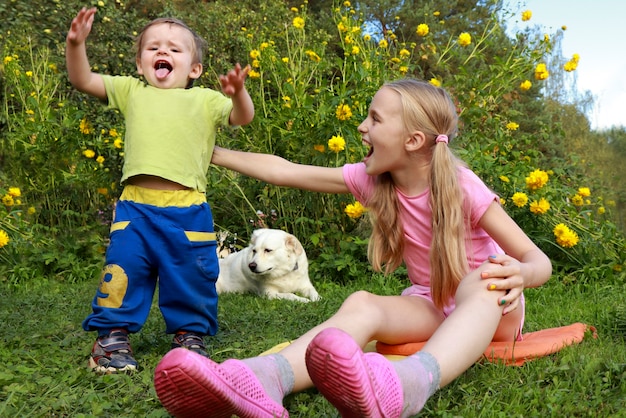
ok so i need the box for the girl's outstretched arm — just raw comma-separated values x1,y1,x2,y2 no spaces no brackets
478,201,552,314
212,146,349,194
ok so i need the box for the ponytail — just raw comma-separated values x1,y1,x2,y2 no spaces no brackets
429,141,468,309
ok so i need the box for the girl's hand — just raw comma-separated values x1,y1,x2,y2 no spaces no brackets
481,254,525,315
67,7,97,46
219,63,250,97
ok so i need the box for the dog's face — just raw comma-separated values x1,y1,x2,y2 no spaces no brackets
246,229,303,278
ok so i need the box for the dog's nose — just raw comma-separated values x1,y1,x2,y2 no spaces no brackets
248,262,257,272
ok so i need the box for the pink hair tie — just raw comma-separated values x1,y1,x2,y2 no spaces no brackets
435,134,449,144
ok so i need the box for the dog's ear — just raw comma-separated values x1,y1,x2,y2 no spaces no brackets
250,229,262,245
285,234,303,256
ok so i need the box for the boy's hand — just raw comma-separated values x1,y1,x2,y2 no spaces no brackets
219,63,251,97
67,7,97,46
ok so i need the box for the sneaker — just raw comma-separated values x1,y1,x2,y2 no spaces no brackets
89,328,138,374
171,331,208,357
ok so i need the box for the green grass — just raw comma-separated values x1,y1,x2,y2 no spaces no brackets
1,272,625,417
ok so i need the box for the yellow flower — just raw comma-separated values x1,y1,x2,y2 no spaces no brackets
529,198,550,215
282,96,291,108
249,49,260,60
521,10,532,21
399,48,410,58
343,1,351,7
458,32,471,46
293,17,305,29
598,206,606,215
282,57,289,63
511,192,528,207
519,80,532,91
563,61,577,72
114,138,123,149
506,122,519,131
28,206,36,215
336,104,352,121
499,198,506,205
338,22,348,33
96,155,105,164
313,144,325,153
97,188,109,196
379,39,388,48
290,7,298,12
534,63,549,80
363,34,371,41
416,24,429,37
561,25,567,31
305,50,321,62
572,53,580,63
0,230,9,248
553,223,579,248
248,69,260,79
83,149,96,158
571,194,584,206
345,201,366,219
79,118,93,134
351,45,360,55
3,56,13,64
433,11,440,16
525,169,549,190
25,71,33,77
328,135,346,153
429,78,441,87
8,187,21,197
499,175,510,183
2,195,15,206
577,187,591,197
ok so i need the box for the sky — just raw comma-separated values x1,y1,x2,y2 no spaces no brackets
505,0,625,130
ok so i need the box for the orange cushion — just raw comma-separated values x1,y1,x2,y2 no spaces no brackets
375,323,595,366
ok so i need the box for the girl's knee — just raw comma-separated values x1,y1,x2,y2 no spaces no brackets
454,269,503,306
341,290,374,308
337,290,382,317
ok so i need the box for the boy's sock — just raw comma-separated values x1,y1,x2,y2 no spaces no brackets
392,351,441,416
241,354,295,404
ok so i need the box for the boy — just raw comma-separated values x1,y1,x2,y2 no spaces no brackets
66,7,254,373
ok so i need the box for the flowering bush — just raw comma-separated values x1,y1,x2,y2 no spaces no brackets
0,1,623,284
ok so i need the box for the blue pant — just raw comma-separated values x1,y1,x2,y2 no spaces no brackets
83,186,219,336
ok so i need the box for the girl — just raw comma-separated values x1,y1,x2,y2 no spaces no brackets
154,79,552,417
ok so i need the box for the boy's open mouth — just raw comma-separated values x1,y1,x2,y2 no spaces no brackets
155,60,173,79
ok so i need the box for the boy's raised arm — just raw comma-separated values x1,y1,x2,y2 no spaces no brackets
66,7,106,100
219,63,254,126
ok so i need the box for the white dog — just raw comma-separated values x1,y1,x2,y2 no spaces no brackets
216,229,320,303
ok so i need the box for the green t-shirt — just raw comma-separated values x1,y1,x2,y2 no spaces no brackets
103,75,233,192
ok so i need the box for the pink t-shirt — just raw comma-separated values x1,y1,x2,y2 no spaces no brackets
342,162,503,289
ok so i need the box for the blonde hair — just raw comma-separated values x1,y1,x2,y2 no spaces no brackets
366,79,468,309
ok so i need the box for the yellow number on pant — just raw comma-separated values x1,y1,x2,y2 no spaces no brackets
97,264,128,308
